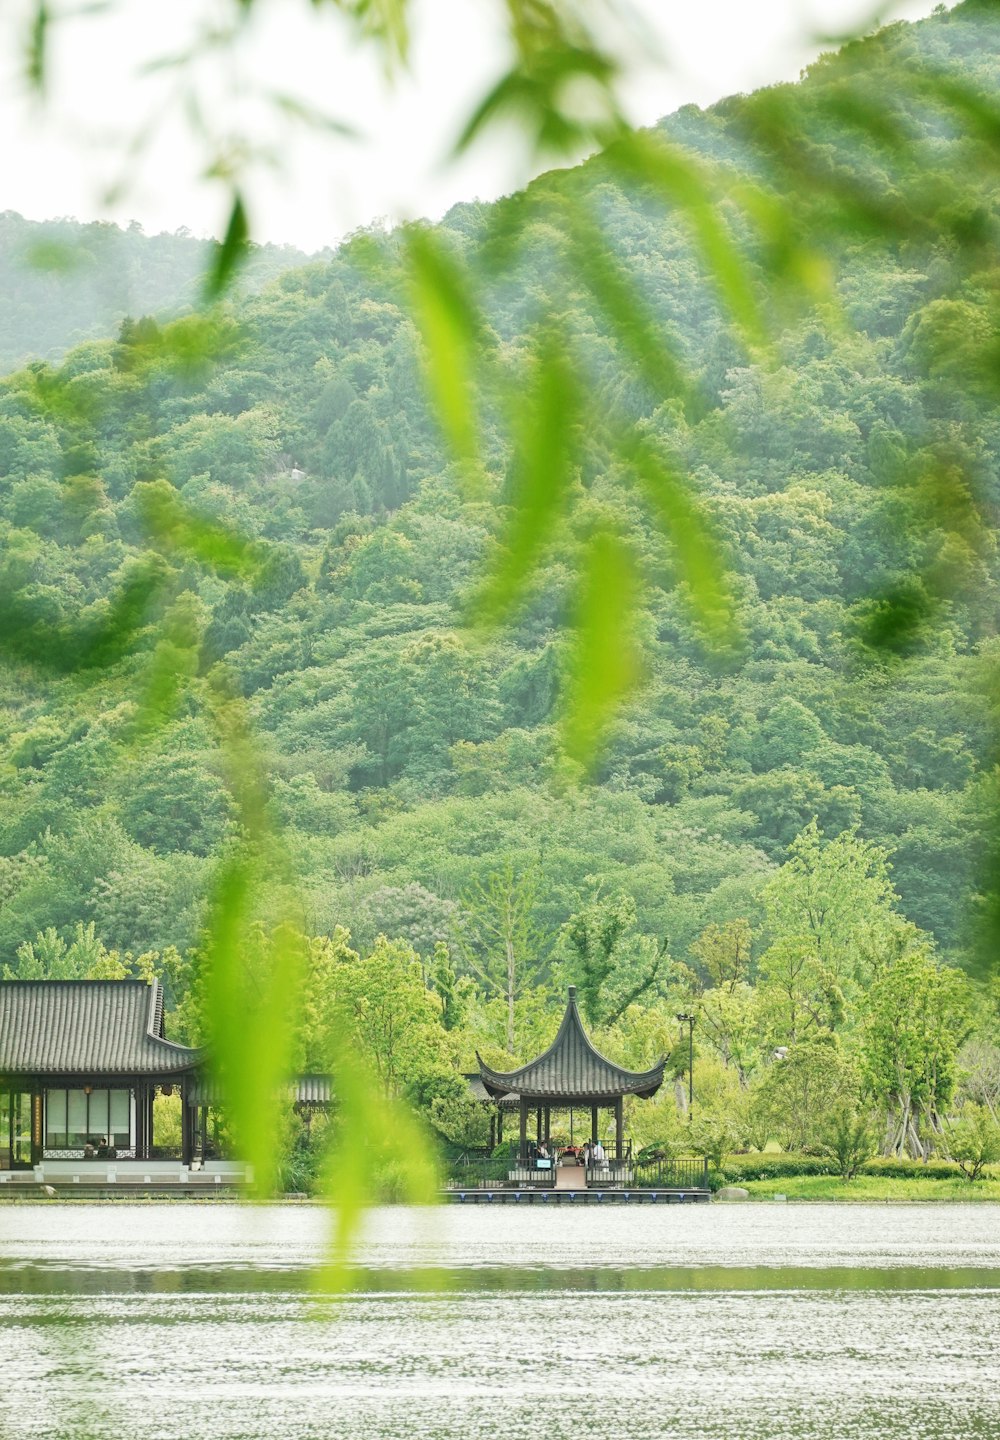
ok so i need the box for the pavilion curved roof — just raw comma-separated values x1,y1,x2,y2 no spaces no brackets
476,987,665,1102
0,980,201,1078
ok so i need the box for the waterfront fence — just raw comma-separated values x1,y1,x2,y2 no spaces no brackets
445,1152,710,1191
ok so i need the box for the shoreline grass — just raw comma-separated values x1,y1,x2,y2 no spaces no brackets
730,1175,1000,1202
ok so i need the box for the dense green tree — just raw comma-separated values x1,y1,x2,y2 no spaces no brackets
563,892,664,1027
750,1036,860,1152
863,950,975,1157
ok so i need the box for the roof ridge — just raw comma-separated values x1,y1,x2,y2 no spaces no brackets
2,978,154,986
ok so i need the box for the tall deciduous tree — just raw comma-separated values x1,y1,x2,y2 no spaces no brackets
750,1034,859,1153
305,928,453,1101
457,862,551,1054
758,822,921,1045
862,950,975,1158
564,892,665,1027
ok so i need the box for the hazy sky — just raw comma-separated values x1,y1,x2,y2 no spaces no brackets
2,0,942,252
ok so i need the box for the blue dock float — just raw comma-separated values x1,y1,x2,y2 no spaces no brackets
443,1188,711,1204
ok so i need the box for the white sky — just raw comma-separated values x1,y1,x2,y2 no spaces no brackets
1,0,943,252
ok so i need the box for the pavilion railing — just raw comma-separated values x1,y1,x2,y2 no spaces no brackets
632,1157,710,1190
444,1154,557,1190
444,1149,709,1191
41,1148,138,1161
584,1161,631,1186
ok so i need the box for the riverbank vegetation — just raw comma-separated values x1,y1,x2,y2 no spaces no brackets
4,4,1000,1191
721,1173,1000,1202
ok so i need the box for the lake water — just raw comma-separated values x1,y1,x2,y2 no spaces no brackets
3,1202,999,1439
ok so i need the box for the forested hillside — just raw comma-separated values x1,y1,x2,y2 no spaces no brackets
0,212,317,371
2,2,1000,1163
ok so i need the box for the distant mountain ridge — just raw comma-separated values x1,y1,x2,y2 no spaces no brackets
0,211,323,372
0,0,998,987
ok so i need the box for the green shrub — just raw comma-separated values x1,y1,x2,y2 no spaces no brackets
944,1105,1000,1181
370,1158,427,1203
818,1107,877,1180
719,1152,989,1183
688,1113,744,1170
861,1156,964,1180
720,1154,838,1182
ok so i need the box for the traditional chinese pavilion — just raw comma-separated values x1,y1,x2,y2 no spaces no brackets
476,985,666,1163
0,980,203,1173
0,980,336,1187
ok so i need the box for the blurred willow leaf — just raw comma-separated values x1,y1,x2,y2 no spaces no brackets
849,580,936,660
914,67,1000,156
403,226,487,484
328,0,411,69
454,4,619,158
26,0,48,92
134,479,265,579
461,43,622,156
610,131,768,352
270,92,358,138
77,554,173,670
561,528,641,769
816,83,913,153
734,183,839,321
0,552,170,674
201,867,308,1199
201,671,304,1198
204,192,250,300
23,238,80,273
26,363,103,428
139,45,196,76
115,312,246,382
131,592,205,738
734,86,912,239
318,1048,438,1291
625,433,740,657
473,325,578,624
562,203,690,408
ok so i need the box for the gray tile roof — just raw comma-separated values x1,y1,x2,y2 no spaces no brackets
0,981,201,1077
463,1073,520,1109
477,987,666,1102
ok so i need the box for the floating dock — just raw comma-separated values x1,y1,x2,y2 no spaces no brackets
442,1188,710,1204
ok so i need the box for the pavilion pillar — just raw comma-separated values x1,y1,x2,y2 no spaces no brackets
591,1106,598,1145
181,1092,194,1167
519,1099,528,1162
31,1091,43,1166
544,1107,550,1143
489,1111,496,1151
615,1098,624,1161
137,1083,145,1158
137,1083,154,1160
535,1106,542,1143
497,1108,503,1146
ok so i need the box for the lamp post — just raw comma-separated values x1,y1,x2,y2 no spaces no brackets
676,1013,695,1113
